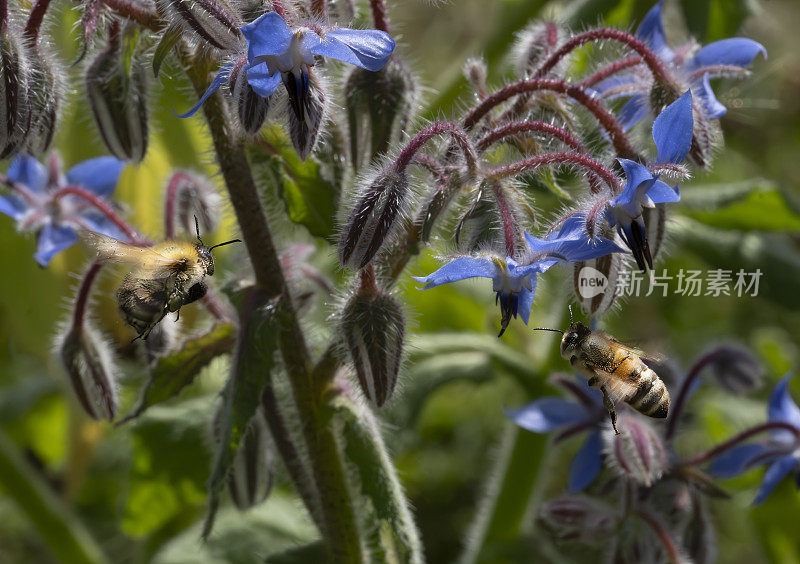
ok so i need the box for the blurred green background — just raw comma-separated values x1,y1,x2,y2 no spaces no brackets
1,0,800,562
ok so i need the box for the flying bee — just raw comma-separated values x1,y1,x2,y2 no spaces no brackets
83,218,240,340
534,307,670,434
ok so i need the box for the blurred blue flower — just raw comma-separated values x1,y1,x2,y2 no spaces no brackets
606,90,691,270
592,0,766,130
178,11,395,121
0,154,127,266
413,215,623,336
710,374,800,505
507,377,606,492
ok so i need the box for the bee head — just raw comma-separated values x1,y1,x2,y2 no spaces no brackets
560,322,591,358
193,216,241,277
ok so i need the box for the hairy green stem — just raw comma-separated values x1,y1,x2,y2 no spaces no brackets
183,55,362,562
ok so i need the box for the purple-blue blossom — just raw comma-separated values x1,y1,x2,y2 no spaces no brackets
507,377,606,492
0,154,127,267
178,11,395,122
413,215,623,336
605,90,691,270
592,0,766,130
710,374,800,505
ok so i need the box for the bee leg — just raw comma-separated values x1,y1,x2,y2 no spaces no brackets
600,386,620,435
587,376,599,388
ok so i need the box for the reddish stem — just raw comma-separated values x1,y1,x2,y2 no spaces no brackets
102,0,160,29
681,422,800,467
23,0,52,41
666,350,724,439
491,182,518,258
580,55,643,88
395,122,477,174
536,28,671,85
270,0,288,19
489,152,620,192
72,261,103,329
52,186,141,242
368,0,390,33
477,121,586,153
463,78,639,160
635,509,681,564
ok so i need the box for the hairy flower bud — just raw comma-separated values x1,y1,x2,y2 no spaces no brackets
229,58,269,136
513,21,562,77
339,168,407,269
86,23,149,163
573,252,622,316
539,496,614,541
0,25,32,158
227,410,274,510
25,44,61,155
340,271,405,407
56,321,119,420
287,73,326,161
701,344,762,393
345,58,416,169
166,170,222,236
463,57,487,98
158,0,243,52
603,414,666,487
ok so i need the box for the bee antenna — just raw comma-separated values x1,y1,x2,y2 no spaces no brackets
194,215,203,245
531,327,565,335
208,239,242,252
568,304,574,326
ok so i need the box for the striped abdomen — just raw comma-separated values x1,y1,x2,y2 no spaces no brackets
623,362,670,418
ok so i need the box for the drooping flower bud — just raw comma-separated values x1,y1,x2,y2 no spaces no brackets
603,414,667,487
340,269,405,407
573,252,622,316
345,58,416,169
85,22,149,163
513,21,563,77
701,344,762,394
157,0,243,52
0,24,32,159
539,496,614,541
286,71,326,161
339,167,408,269
227,410,274,510
24,43,61,155
463,57,487,99
229,57,269,136
165,170,222,237
55,320,119,421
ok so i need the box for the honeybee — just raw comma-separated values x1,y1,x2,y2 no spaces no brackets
83,218,240,340
535,307,670,434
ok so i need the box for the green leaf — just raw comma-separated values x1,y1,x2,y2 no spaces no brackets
679,179,775,210
683,187,800,231
202,290,281,539
117,324,236,425
153,25,182,78
250,128,339,241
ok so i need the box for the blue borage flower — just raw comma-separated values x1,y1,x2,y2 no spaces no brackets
178,11,395,125
507,376,606,492
710,374,800,505
591,1,766,130
0,154,126,266
605,90,692,271
413,215,623,336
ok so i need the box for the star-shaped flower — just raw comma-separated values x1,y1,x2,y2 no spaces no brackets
0,154,127,266
710,374,800,504
591,0,766,130
178,11,395,122
413,215,623,336
605,90,691,270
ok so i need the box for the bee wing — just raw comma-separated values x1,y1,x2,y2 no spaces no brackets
603,333,665,364
589,367,640,404
80,231,180,276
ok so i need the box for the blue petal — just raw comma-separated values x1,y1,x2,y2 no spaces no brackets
753,455,797,505
241,11,293,61
246,61,282,97
176,63,233,118
412,256,497,289
686,38,767,71
522,217,624,267
612,159,655,207
311,28,395,71
635,1,675,62
33,223,78,267
66,157,125,198
591,75,642,100
568,431,603,492
694,74,727,120
506,398,590,433
709,443,768,478
646,179,680,204
7,154,48,193
618,95,650,132
768,374,800,442
652,90,693,164
517,284,536,325
0,194,27,220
